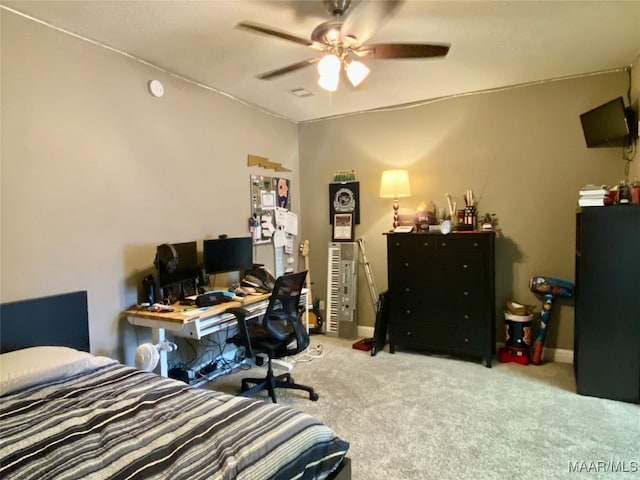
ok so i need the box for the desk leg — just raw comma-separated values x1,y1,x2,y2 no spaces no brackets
151,327,168,377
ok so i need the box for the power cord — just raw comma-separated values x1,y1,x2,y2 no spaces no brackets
293,343,325,363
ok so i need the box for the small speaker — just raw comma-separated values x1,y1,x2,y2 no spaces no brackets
195,292,227,307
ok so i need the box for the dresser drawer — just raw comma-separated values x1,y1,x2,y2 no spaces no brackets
389,297,488,327
389,252,487,286
387,236,437,255
435,234,493,251
428,306,489,328
388,279,488,302
389,322,487,355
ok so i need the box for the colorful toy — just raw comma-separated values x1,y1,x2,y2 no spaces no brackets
498,346,531,365
499,300,535,365
529,276,574,365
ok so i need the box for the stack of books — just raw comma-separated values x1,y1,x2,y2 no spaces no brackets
578,184,610,207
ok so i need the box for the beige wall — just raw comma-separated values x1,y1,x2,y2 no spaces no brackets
1,11,299,362
2,9,637,361
299,72,632,352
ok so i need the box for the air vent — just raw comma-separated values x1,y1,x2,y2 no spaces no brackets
290,88,313,98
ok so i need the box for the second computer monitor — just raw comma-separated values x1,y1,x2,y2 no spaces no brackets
203,236,253,275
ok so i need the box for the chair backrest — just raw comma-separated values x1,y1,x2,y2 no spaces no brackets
260,271,308,347
263,270,308,324
228,271,309,359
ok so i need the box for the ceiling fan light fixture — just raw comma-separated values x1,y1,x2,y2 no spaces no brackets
239,0,450,92
318,73,339,92
325,27,340,44
346,60,370,87
317,54,341,77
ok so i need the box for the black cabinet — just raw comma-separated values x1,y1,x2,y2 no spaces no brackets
385,232,495,367
575,206,640,403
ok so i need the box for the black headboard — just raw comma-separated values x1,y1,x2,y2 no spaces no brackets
0,291,90,354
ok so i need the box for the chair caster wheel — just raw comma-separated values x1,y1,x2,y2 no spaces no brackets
310,392,319,401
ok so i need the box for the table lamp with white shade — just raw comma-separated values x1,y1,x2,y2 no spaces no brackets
380,169,411,229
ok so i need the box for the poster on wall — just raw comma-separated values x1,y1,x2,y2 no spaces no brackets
329,181,359,224
274,177,290,208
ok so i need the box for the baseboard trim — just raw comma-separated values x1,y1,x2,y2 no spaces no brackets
543,347,573,364
356,326,574,364
358,326,374,338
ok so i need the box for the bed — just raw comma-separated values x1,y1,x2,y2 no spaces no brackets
0,291,350,480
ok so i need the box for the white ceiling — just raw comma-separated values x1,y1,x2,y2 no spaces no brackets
3,0,640,123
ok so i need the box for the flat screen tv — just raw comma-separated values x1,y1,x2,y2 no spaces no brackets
203,236,253,275
579,97,637,148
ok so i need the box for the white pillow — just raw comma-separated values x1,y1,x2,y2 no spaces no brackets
0,346,114,395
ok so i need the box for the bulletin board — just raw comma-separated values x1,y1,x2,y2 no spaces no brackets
250,175,292,245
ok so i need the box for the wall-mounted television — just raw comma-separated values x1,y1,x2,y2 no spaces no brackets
579,97,638,148
203,236,253,275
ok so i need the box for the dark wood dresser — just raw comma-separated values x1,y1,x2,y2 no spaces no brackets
574,205,640,403
385,232,496,367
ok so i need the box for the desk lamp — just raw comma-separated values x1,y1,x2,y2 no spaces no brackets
380,169,411,229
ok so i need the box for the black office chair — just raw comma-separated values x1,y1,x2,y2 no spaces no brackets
227,271,318,403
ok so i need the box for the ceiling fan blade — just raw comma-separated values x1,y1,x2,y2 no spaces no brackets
257,57,321,80
236,21,313,47
356,43,450,59
340,0,402,46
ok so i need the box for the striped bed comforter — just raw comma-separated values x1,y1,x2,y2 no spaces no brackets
0,360,348,480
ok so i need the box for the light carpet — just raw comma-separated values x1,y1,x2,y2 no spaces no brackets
207,336,639,480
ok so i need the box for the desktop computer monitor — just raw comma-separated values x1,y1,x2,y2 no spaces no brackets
203,237,253,275
155,241,199,288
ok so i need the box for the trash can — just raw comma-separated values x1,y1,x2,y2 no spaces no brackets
504,312,533,356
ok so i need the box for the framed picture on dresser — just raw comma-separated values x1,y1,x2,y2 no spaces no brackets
332,213,354,241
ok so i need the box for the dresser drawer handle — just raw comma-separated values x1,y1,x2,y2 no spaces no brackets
473,242,479,247
441,242,447,247
406,330,412,337
463,314,469,320
464,337,470,343
405,309,411,315
404,262,410,267
405,287,411,293
463,291,469,297
424,242,430,247
462,264,468,269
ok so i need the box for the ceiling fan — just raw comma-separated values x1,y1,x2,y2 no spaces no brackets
237,0,450,91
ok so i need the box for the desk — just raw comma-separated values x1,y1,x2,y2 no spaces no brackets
126,291,308,384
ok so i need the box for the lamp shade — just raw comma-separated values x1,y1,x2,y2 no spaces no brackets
346,60,370,87
380,169,411,198
318,73,339,92
317,54,341,77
